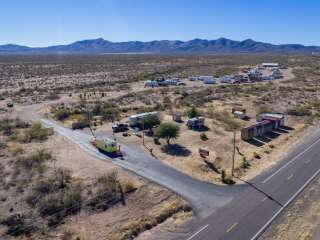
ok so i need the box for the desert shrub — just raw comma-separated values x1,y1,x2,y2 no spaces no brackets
154,201,190,224
15,149,52,172
22,123,53,142
106,200,191,240
38,187,82,219
241,157,251,169
0,214,36,236
61,230,74,240
102,107,120,122
187,106,200,118
221,169,235,185
209,110,242,131
137,106,155,114
87,171,122,211
0,141,6,150
13,118,30,129
46,92,60,100
10,145,24,156
38,192,65,216
200,133,208,141
26,168,73,210
54,108,71,121
253,152,261,159
122,180,136,193
287,106,312,116
256,105,275,115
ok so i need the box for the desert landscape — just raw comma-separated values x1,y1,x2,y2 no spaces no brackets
1,53,320,240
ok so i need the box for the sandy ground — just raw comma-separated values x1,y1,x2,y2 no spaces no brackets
59,184,189,240
41,134,192,239
260,176,320,240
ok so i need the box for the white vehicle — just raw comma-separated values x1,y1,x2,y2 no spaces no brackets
189,76,198,81
198,76,214,81
145,80,159,87
164,79,179,85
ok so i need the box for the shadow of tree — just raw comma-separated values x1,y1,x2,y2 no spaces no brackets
190,126,210,132
162,144,192,157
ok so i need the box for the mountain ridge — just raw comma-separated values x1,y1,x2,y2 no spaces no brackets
0,37,319,54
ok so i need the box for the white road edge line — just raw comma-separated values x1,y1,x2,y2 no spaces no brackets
251,167,320,240
262,137,320,184
186,224,209,240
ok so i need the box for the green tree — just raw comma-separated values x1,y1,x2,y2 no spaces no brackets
102,107,120,122
140,114,161,130
155,123,180,146
187,106,200,118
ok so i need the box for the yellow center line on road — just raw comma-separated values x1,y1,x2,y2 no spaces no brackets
226,222,238,233
287,174,294,180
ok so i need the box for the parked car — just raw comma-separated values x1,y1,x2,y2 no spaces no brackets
112,122,129,132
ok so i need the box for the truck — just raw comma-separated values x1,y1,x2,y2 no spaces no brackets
186,117,205,129
112,122,128,133
90,136,122,157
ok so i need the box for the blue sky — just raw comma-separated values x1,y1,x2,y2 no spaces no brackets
1,0,319,47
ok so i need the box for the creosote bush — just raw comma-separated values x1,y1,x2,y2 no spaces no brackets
22,123,53,143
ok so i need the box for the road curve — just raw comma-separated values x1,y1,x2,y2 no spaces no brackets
40,118,245,218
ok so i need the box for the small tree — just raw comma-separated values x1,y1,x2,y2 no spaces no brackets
102,107,120,122
187,106,200,118
155,123,180,146
140,114,161,130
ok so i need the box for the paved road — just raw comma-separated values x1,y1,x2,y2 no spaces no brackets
40,119,245,218
181,128,320,240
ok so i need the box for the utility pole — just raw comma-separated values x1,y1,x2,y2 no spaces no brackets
231,131,236,177
142,118,145,146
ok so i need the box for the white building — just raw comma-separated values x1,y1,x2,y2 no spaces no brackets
262,63,279,68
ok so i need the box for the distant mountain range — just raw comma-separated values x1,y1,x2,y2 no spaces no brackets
0,37,319,54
